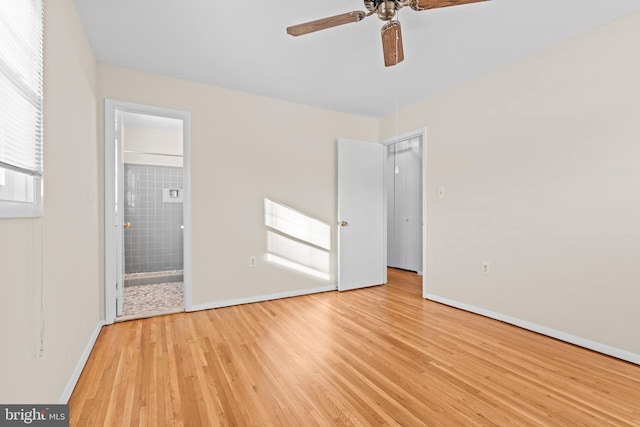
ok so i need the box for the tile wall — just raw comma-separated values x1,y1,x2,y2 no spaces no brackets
123,164,184,279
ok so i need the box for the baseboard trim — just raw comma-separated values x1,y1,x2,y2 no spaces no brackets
425,293,640,366
189,285,338,312
59,321,104,404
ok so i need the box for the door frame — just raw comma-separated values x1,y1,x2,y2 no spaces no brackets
104,99,193,324
381,127,428,298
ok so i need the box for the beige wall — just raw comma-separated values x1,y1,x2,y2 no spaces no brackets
0,0,101,402
98,65,378,306
2,1,638,404
380,11,640,355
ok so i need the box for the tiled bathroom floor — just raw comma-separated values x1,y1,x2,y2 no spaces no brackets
117,282,184,322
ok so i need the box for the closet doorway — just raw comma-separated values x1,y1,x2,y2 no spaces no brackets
384,132,424,275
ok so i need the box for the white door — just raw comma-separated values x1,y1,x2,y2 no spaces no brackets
114,110,124,316
337,138,386,291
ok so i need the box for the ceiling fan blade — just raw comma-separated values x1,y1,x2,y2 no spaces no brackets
410,0,489,12
287,11,366,36
381,21,404,67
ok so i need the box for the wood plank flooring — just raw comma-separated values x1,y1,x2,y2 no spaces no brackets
69,269,640,426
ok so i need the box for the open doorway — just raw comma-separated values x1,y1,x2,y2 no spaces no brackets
336,130,426,296
119,112,184,320
104,100,192,324
382,128,427,296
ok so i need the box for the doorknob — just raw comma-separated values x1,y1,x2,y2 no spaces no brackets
123,222,131,229
341,221,348,227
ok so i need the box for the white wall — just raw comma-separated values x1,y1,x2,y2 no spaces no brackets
98,65,378,307
123,126,183,167
0,0,101,402
379,10,640,356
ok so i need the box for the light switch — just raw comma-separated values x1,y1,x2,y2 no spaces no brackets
438,187,445,199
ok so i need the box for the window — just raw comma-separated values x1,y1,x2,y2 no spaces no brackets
0,0,44,218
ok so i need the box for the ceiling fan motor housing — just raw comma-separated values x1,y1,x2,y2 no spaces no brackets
365,0,402,21
379,1,398,20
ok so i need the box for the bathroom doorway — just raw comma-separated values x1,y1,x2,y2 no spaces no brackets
119,111,184,320
104,100,192,324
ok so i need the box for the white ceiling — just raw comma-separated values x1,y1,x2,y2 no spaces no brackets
74,0,640,118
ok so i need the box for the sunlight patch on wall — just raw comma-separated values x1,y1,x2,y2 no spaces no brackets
266,232,330,280
265,198,330,250
264,199,331,280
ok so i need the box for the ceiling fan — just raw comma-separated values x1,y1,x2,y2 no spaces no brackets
287,0,490,67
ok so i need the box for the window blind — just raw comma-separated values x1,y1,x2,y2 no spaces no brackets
0,0,44,177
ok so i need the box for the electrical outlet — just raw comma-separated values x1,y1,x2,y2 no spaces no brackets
249,256,257,267
482,262,490,276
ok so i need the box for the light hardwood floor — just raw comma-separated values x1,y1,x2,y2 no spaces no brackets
69,269,640,426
